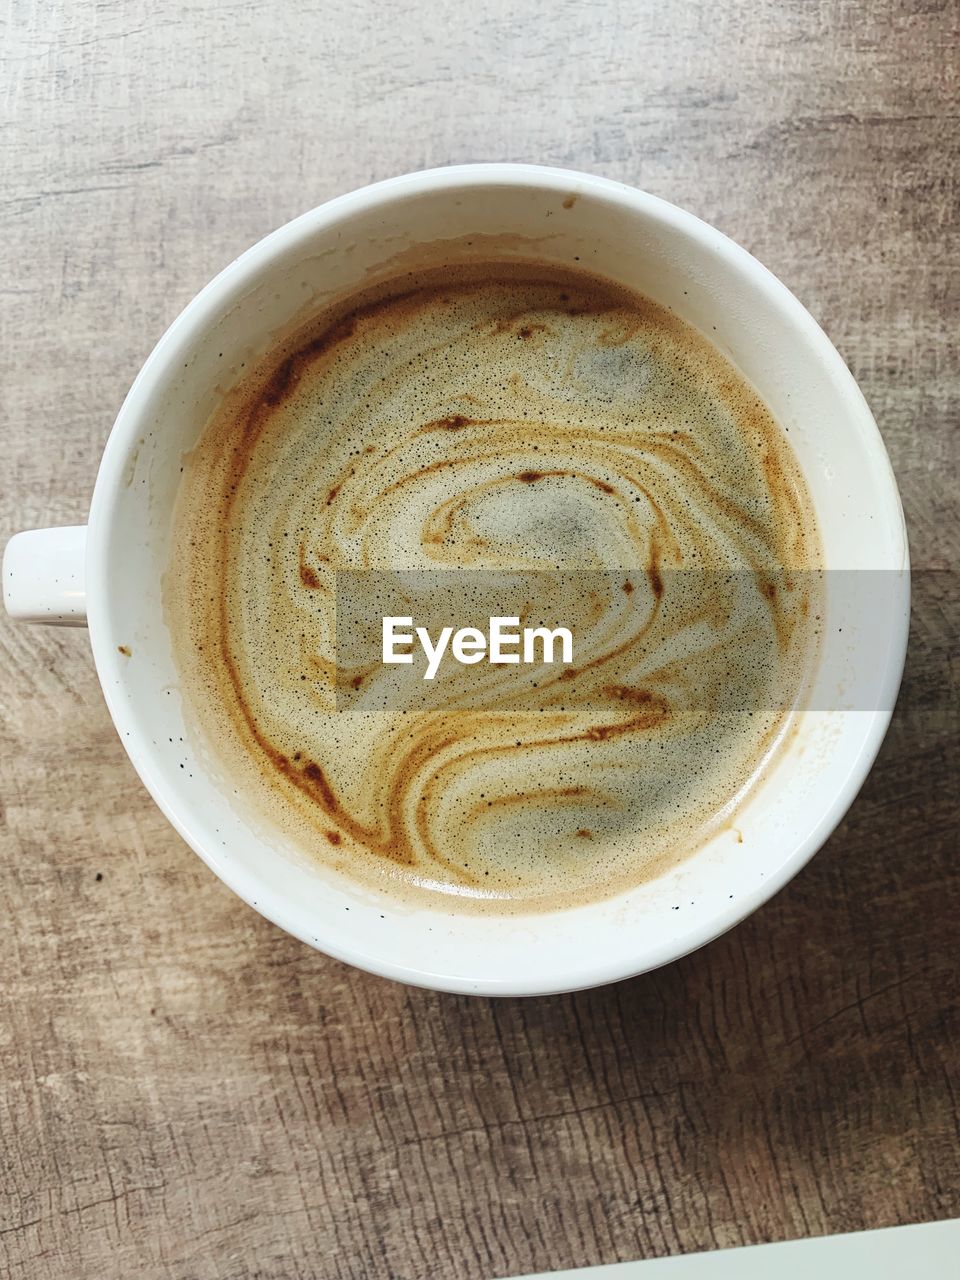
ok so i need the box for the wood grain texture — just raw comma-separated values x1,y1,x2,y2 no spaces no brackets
1,1,957,1277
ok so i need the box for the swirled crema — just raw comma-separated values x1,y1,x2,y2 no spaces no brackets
167,262,822,913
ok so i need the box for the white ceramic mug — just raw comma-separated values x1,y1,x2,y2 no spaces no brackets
3,165,909,995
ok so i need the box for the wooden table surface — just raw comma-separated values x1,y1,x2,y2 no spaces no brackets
1,3,957,1277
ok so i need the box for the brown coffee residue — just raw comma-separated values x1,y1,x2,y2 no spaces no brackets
167,260,822,914
299,564,320,590
429,414,476,430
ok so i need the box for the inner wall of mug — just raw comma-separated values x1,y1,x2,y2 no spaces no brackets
87,170,907,992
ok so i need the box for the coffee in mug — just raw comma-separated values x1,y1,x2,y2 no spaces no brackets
166,261,822,912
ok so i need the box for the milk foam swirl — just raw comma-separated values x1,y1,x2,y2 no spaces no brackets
168,264,821,911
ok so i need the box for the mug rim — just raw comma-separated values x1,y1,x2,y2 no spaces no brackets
85,164,910,994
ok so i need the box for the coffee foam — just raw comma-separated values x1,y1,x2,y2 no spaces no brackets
166,262,822,913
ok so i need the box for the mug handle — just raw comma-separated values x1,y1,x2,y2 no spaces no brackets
2,526,88,626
